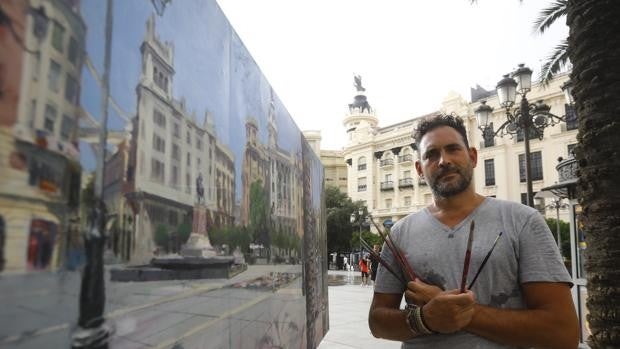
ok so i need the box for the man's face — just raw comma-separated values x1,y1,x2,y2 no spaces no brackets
415,126,477,198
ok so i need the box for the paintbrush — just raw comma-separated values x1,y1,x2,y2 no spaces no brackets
460,220,475,293
468,231,503,290
360,238,407,286
367,215,418,281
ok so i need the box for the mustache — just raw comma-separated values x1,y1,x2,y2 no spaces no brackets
435,166,460,179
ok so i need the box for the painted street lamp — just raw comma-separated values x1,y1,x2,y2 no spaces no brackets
475,64,567,207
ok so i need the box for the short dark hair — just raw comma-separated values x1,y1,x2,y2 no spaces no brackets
413,114,469,151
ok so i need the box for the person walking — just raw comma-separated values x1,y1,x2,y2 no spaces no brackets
368,114,578,348
369,244,381,285
359,255,369,286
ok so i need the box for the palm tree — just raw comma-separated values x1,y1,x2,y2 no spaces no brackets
532,0,569,84
566,1,620,347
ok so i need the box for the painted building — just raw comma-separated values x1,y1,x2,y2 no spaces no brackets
0,0,84,272
240,92,304,239
343,72,576,227
117,15,235,264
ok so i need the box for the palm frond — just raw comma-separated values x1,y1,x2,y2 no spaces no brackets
532,0,568,35
539,39,569,86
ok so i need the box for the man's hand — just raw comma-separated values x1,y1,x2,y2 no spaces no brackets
404,279,442,306
422,289,476,334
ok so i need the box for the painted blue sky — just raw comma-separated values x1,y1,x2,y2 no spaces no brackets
78,0,307,200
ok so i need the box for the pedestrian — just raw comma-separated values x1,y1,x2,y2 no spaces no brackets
369,244,381,285
359,255,369,286
343,256,348,271
368,114,578,348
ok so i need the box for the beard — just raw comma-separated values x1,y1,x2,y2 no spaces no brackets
427,163,473,198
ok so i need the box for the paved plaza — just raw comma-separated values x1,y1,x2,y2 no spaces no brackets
319,270,402,349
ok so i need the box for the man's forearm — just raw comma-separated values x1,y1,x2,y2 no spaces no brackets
465,304,578,349
368,307,419,341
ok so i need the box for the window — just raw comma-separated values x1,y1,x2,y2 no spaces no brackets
60,115,75,140
68,37,79,65
483,123,495,147
403,170,411,179
516,128,541,142
173,123,180,138
385,174,392,182
520,192,539,206
171,165,179,186
51,22,64,52
44,104,57,133
385,199,392,209
484,159,495,186
186,130,191,145
196,137,203,150
152,134,165,153
186,173,191,193
357,177,367,192
357,156,366,171
29,100,36,128
565,104,578,131
153,110,166,129
404,196,412,206
186,153,191,167
519,151,543,182
197,158,201,168
150,158,165,183
33,53,40,81
172,144,180,160
64,75,78,104
48,60,61,92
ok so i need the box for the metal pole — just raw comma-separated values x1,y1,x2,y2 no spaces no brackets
521,95,535,208
73,0,112,347
555,201,562,257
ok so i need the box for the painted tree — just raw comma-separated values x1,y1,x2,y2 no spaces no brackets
249,179,271,248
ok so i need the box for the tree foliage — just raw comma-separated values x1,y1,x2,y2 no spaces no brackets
249,180,270,247
544,217,570,259
325,186,368,253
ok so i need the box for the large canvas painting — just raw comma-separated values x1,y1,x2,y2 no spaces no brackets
0,0,328,348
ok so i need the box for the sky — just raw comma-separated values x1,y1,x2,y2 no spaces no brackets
215,0,568,150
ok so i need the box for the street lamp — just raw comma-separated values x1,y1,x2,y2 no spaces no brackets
475,64,566,207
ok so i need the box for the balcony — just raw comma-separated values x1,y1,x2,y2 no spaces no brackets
418,178,427,186
380,181,394,191
357,163,367,171
357,184,367,192
398,154,413,164
398,178,414,188
380,158,394,167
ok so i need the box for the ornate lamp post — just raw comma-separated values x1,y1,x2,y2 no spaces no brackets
475,64,566,207
535,191,570,257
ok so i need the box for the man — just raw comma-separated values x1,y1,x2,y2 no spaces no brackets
368,114,578,348
369,244,381,285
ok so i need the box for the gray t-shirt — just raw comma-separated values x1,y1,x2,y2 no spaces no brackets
374,197,572,349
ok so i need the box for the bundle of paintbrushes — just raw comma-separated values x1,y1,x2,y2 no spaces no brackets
366,214,418,283
364,215,502,292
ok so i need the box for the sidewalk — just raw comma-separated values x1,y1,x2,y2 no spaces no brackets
318,270,402,349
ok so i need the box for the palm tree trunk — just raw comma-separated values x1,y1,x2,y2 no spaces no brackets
567,0,620,347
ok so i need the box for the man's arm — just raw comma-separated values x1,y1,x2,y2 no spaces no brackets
368,292,416,341
464,282,578,349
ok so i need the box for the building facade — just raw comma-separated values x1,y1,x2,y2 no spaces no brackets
343,72,576,227
0,0,84,272
302,130,348,194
